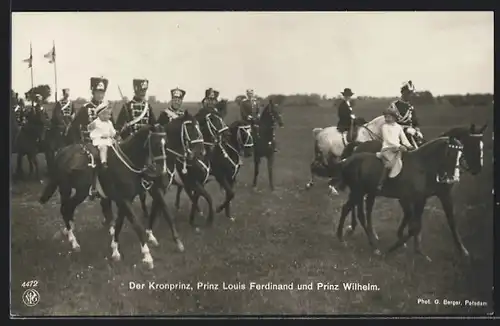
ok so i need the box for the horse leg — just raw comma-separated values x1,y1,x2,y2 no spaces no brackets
364,194,379,241
336,194,355,244
139,191,149,220
118,200,154,269
30,153,40,182
306,140,321,189
356,194,380,254
59,184,87,251
175,185,183,211
225,179,236,222
100,197,115,234
412,199,432,262
215,176,235,221
386,200,414,255
193,182,214,227
252,156,261,188
150,186,184,252
110,202,126,262
16,153,24,179
267,153,275,191
437,190,470,258
145,196,161,247
346,202,358,237
396,201,410,249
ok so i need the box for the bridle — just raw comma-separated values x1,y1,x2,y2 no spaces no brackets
110,128,170,189
458,133,484,172
237,125,254,148
436,138,464,184
216,124,254,180
203,113,228,146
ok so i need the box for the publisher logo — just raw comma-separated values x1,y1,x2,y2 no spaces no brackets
22,289,40,307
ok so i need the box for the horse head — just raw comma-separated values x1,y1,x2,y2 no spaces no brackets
441,123,487,175
216,99,228,119
413,136,464,184
202,111,229,147
229,120,254,156
260,100,283,128
167,111,205,160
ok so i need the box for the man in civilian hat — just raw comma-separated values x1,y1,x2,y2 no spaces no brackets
51,88,76,137
387,80,424,146
158,87,187,125
240,88,261,123
115,78,156,139
336,88,356,139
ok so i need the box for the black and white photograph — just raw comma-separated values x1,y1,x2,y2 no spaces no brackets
10,11,494,316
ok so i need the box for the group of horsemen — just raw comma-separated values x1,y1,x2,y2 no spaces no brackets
12,77,422,194
12,77,275,196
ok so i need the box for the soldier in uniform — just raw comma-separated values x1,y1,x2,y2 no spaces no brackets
158,87,187,125
198,88,220,116
115,79,156,139
240,88,260,123
32,92,51,145
337,88,356,141
70,76,110,199
388,80,423,144
51,88,76,137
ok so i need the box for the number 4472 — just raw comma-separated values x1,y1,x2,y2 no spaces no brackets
21,280,38,288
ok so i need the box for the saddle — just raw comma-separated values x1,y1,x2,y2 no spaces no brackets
56,143,100,173
340,126,360,145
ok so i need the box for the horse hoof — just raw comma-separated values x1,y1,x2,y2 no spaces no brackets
305,182,313,189
374,233,380,241
424,255,432,263
229,217,235,222
73,244,81,252
109,226,115,237
150,239,159,247
402,243,408,249
142,259,154,270
177,240,185,253
194,227,201,234
462,248,470,259
373,249,382,256
111,253,121,261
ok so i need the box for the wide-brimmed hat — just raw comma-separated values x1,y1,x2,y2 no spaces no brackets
341,88,354,96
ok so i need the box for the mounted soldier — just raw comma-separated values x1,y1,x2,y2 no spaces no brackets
157,87,187,125
388,80,424,147
13,93,27,127
240,88,260,124
31,92,51,147
198,87,221,117
67,76,111,198
115,79,157,139
51,88,76,138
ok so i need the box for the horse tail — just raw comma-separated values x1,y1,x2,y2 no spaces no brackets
39,177,58,204
312,127,323,139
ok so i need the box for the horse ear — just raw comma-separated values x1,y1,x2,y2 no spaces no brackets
479,123,487,133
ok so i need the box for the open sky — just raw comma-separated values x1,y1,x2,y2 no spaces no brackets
12,11,494,101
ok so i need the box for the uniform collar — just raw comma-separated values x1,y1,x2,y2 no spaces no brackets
132,96,146,103
91,99,102,106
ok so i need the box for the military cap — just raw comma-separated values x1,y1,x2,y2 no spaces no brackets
401,80,415,94
62,88,70,95
171,88,186,99
205,88,219,100
133,79,149,92
90,77,109,92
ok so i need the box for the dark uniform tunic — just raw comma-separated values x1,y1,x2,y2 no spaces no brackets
71,100,106,143
51,98,76,132
240,96,260,123
337,99,354,132
115,97,156,138
14,103,27,126
157,107,183,126
31,103,51,142
389,99,419,127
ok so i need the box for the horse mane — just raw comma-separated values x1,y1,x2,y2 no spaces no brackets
441,126,470,138
412,136,449,154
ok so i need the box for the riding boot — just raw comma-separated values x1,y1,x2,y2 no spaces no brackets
376,168,389,192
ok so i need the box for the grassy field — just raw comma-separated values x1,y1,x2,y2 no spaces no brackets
10,100,494,316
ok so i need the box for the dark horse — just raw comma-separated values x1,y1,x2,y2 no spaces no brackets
171,108,227,230
39,124,181,269
335,124,486,256
251,100,284,190
333,135,467,261
139,112,209,244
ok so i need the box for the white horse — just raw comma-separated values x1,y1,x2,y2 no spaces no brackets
305,115,387,192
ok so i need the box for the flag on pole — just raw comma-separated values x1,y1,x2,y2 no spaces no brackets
43,44,56,63
22,43,33,68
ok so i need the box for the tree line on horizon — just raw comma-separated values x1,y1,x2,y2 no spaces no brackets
11,86,494,108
